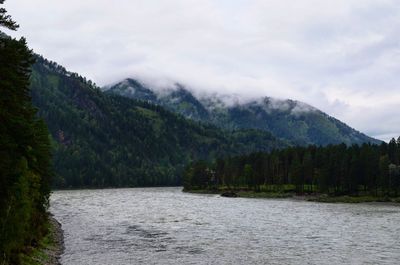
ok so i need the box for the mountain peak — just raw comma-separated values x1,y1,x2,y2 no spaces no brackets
104,78,380,146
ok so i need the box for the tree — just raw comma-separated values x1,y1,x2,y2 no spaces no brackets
0,2,52,263
190,161,209,189
243,164,254,189
388,138,399,165
0,0,19,31
348,150,360,195
253,154,266,192
379,155,390,196
215,158,225,186
303,150,314,192
290,153,304,193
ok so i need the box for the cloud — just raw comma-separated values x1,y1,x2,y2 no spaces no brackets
5,0,400,141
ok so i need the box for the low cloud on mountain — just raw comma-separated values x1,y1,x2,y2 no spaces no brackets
7,0,400,141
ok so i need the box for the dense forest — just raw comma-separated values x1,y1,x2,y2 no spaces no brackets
183,139,400,197
30,56,287,188
0,2,53,264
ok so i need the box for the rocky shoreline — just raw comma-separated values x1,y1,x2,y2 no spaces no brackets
46,215,64,265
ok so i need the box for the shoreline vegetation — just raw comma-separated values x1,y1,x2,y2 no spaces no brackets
19,215,64,265
183,140,400,204
184,188,400,203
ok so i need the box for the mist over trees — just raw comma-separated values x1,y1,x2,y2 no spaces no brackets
107,79,380,147
184,138,400,197
0,2,53,263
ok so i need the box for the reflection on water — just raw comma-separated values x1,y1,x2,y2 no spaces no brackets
50,187,400,265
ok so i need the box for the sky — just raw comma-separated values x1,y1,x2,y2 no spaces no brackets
5,0,400,142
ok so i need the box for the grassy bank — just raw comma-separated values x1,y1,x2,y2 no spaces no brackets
18,216,63,265
185,188,400,203
237,191,294,199
308,195,400,203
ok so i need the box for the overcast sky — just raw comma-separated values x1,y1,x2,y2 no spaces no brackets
5,0,400,141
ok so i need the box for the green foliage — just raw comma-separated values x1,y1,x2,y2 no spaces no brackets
0,4,52,263
184,139,400,197
18,218,59,265
0,0,19,30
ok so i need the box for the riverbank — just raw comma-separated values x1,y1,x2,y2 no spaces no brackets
20,215,64,265
185,189,400,203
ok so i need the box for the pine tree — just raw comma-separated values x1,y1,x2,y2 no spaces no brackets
379,155,390,196
303,150,314,193
0,0,18,30
0,2,52,263
290,153,304,193
388,138,399,164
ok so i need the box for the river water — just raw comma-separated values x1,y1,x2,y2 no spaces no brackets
50,187,400,265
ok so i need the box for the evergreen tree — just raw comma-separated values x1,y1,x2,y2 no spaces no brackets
379,155,390,196
243,164,254,189
303,150,314,192
388,138,399,164
289,153,304,193
0,2,52,263
0,0,18,30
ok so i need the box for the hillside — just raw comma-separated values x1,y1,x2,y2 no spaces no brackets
105,78,380,146
30,57,286,188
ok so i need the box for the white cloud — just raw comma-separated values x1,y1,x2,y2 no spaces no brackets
5,0,400,141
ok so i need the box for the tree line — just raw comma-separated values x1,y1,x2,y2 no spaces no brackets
0,2,53,264
184,138,400,197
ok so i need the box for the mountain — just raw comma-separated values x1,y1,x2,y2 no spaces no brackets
103,79,210,121
105,78,380,146
30,57,286,188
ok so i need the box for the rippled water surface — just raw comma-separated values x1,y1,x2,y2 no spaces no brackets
50,187,400,265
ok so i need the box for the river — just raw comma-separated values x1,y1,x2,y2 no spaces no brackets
50,187,400,265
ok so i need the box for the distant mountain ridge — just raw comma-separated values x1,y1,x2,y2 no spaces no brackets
104,78,380,146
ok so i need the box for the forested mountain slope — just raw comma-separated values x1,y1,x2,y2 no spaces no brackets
30,57,286,188
106,78,380,146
